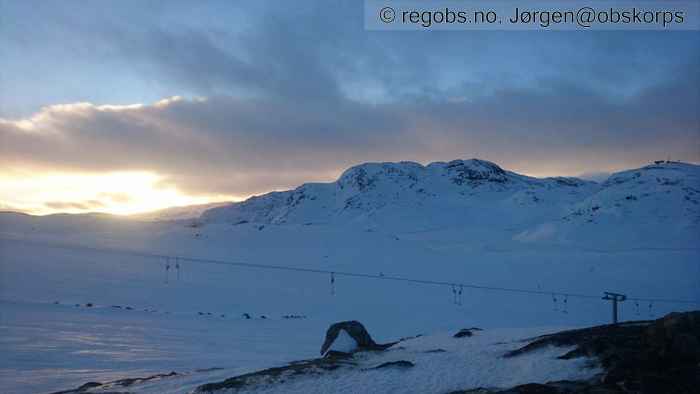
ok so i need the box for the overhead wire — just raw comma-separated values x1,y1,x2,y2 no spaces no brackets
2,236,698,305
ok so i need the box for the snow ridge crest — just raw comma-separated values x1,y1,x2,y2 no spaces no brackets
201,158,608,225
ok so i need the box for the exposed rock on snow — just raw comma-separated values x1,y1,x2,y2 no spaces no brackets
368,360,414,370
453,327,482,338
51,371,179,394
424,348,447,353
443,159,509,185
320,320,396,356
645,311,700,364
194,356,357,393
500,311,700,394
448,381,601,393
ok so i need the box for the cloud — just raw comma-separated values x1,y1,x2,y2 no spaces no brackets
2,57,698,198
44,200,105,211
98,192,133,203
4,2,698,115
0,2,698,200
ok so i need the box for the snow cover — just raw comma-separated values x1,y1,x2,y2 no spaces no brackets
0,300,321,394
0,159,698,394
200,159,602,230
200,159,699,248
129,202,230,222
199,328,600,394
327,330,358,354
0,301,599,394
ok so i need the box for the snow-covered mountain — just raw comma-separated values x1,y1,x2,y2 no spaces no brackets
516,161,700,247
201,159,599,227
200,159,699,247
566,161,700,225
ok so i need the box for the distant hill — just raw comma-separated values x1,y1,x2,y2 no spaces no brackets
128,201,231,222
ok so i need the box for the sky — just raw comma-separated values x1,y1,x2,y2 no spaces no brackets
1,0,699,215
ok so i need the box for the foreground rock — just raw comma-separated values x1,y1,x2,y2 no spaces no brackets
453,311,700,394
54,320,405,394
196,354,358,393
51,372,178,394
450,381,599,393
368,360,414,370
454,327,483,338
196,320,399,393
320,320,397,355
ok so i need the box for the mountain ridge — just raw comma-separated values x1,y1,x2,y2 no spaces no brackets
196,159,699,248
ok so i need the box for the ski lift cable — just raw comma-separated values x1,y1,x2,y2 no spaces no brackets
3,236,698,305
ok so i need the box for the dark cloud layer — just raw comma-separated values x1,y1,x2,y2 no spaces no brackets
1,1,698,198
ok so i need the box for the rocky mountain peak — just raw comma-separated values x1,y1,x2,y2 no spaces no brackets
336,161,422,192
440,159,509,185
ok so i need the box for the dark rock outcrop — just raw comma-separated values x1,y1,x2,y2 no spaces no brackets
454,329,474,338
449,380,607,394
51,372,178,394
369,360,414,370
445,159,509,185
196,356,356,393
498,311,700,394
319,320,396,355
644,311,700,364
454,327,483,338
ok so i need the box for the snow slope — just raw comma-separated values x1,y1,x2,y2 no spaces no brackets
516,161,700,248
0,300,322,394
0,300,599,394
195,327,600,394
0,159,698,394
200,159,699,249
201,159,601,233
129,202,231,222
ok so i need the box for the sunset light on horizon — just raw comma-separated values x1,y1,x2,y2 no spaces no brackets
0,169,237,215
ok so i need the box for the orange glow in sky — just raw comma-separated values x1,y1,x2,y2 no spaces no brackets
0,170,234,215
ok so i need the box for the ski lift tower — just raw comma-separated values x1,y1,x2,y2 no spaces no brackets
602,292,627,324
